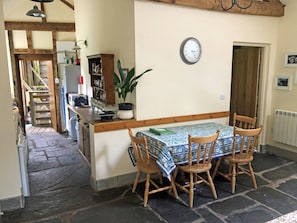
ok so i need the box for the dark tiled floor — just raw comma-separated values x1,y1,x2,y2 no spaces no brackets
2,126,297,223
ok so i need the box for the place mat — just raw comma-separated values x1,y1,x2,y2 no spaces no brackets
149,128,175,135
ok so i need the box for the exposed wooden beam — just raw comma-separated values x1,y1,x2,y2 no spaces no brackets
147,0,285,17
59,0,74,10
5,22,75,32
41,3,46,23
26,30,32,49
13,49,55,55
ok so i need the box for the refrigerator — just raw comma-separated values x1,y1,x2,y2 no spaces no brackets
59,64,81,134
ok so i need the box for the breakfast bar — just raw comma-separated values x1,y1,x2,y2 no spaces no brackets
67,105,230,191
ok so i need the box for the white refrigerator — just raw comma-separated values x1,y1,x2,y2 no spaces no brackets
59,64,81,134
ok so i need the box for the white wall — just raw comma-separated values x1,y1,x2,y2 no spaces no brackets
0,0,22,201
134,1,278,122
268,1,297,153
74,0,135,104
73,0,283,183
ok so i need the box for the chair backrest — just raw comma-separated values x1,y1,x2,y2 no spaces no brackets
188,130,220,167
128,128,150,164
233,113,256,129
232,125,263,156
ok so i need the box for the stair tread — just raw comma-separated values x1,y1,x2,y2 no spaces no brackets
35,110,51,113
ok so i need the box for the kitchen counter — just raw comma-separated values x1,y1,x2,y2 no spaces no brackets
68,104,229,133
68,105,103,123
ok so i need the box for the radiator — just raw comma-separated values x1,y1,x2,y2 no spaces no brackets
273,109,297,147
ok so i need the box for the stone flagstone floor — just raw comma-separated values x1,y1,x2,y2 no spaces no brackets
1,125,297,223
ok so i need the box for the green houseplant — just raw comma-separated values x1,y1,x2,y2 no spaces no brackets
114,59,152,111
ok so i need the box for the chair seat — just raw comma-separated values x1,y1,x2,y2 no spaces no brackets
225,154,253,163
179,163,212,174
137,159,161,174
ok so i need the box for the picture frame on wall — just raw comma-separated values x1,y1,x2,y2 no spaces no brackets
284,53,297,67
275,75,291,90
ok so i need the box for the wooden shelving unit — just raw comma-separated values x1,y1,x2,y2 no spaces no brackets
87,54,115,105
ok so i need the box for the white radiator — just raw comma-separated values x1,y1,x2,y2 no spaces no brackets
273,109,297,147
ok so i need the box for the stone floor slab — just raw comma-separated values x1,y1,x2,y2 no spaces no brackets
207,195,256,216
246,186,297,214
252,153,290,172
225,205,280,223
276,178,297,198
262,163,297,182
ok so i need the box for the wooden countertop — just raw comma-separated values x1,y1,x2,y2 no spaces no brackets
68,105,229,133
67,105,119,124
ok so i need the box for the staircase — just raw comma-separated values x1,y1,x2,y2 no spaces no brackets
29,91,51,127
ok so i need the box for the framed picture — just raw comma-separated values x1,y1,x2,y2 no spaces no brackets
285,53,297,67
275,75,291,90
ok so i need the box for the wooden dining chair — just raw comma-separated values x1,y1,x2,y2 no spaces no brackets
174,130,220,208
128,128,178,207
233,113,256,129
212,126,263,194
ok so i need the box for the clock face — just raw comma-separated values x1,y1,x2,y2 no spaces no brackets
180,37,202,64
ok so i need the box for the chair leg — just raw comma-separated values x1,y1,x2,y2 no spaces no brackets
170,174,179,198
207,170,217,199
231,163,236,194
143,173,151,207
212,158,221,179
248,162,257,189
158,172,163,185
132,170,141,192
189,173,194,208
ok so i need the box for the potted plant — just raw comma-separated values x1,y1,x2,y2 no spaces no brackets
114,59,152,119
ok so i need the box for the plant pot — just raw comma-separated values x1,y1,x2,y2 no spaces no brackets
118,103,134,119
118,103,133,110
117,110,134,119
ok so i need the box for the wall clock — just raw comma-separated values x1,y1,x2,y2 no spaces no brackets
180,37,202,65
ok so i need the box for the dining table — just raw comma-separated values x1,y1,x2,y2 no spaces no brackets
128,122,236,179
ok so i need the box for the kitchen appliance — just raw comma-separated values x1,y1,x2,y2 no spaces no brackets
59,64,81,132
68,93,88,106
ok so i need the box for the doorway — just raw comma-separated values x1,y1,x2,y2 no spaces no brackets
14,54,59,133
229,46,262,126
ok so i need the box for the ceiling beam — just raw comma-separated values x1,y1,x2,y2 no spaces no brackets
5,22,75,32
147,0,285,17
59,0,74,10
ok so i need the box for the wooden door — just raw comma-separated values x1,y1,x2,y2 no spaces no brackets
229,46,261,125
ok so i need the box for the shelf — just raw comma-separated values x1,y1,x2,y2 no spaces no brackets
87,54,115,105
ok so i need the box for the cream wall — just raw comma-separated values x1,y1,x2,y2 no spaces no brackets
0,0,22,201
134,1,278,122
74,0,135,104
268,1,297,153
73,0,284,186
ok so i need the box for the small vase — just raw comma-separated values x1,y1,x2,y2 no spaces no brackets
117,110,134,119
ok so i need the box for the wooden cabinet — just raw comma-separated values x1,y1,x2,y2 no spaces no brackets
87,54,115,105
78,119,90,163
